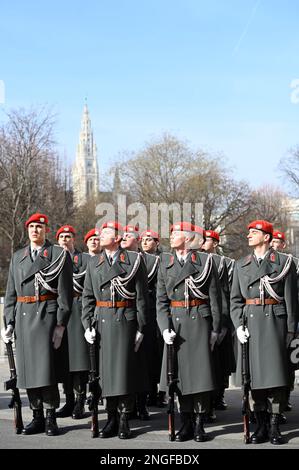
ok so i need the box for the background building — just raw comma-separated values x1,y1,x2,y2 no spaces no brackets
72,103,99,206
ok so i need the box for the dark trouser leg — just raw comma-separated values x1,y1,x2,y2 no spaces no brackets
249,389,269,444
117,394,135,439
56,375,75,418
99,396,119,438
137,392,150,420
24,385,59,435
41,385,60,436
193,392,210,442
268,387,287,445
175,395,194,442
72,371,88,419
22,388,45,435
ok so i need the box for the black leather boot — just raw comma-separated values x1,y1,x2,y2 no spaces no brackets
45,409,59,436
72,394,85,419
137,393,150,420
22,409,45,435
175,412,194,442
99,411,119,438
118,412,131,439
206,408,217,423
56,393,75,418
215,390,228,410
194,413,209,442
269,413,285,445
250,411,269,444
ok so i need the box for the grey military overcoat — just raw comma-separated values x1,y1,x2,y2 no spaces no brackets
157,250,222,395
81,249,149,397
4,240,73,389
230,249,298,389
67,250,90,372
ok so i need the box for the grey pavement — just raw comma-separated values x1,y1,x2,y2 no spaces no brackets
1,358,299,449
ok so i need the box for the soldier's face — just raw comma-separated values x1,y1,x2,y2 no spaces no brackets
87,236,101,254
121,233,139,250
170,231,186,249
100,228,121,248
247,229,269,247
28,223,46,245
271,239,286,251
58,233,75,251
141,237,158,253
202,237,217,253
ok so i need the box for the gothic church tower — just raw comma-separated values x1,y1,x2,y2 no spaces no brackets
73,103,99,206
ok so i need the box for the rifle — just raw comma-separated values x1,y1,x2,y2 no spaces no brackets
166,315,179,441
86,318,101,438
241,314,251,444
3,320,23,434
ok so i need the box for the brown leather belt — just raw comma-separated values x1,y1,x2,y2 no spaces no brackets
245,298,281,305
96,300,135,308
171,299,208,308
17,294,58,303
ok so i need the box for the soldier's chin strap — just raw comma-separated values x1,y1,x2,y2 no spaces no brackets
259,254,293,305
110,253,141,307
184,253,213,308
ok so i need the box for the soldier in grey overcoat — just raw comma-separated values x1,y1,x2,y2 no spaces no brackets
231,220,299,445
271,229,299,418
141,229,166,408
1,213,73,436
55,225,90,420
82,221,149,439
157,222,221,442
202,229,236,415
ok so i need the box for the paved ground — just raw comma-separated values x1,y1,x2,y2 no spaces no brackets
1,359,299,450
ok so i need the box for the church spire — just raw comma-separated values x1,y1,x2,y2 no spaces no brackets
72,103,99,206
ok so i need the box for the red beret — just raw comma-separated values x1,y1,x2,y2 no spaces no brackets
272,230,285,241
101,221,123,232
204,230,220,241
56,225,76,240
248,220,273,235
25,213,49,228
84,228,100,244
193,225,205,236
170,222,194,232
140,230,160,240
123,225,139,234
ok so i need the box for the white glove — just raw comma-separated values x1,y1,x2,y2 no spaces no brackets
210,331,218,351
236,326,250,344
217,327,228,345
52,325,65,349
163,329,176,345
84,327,96,344
134,330,144,352
1,325,14,344
286,332,295,348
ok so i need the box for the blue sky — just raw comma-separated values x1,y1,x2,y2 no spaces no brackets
1,0,299,189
